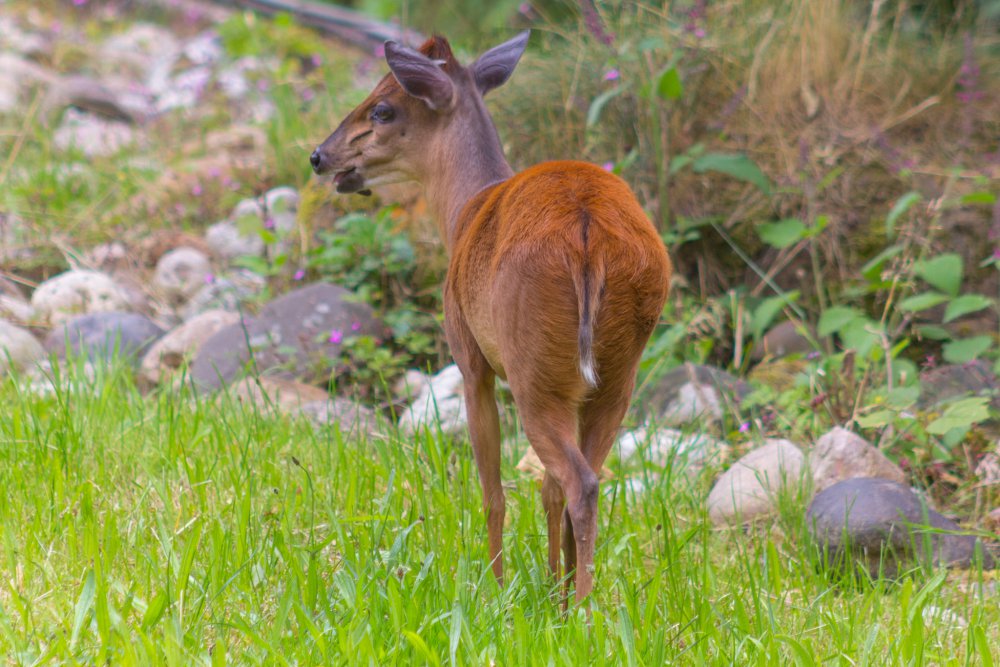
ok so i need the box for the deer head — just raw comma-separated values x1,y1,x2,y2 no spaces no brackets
310,31,530,200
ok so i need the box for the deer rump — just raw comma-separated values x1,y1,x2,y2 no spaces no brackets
447,160,668,400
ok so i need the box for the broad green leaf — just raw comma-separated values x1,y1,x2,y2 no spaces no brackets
857,410,894,428
586,86,623,127
913,254,963,297
751,292,799,339
840,317,880,358
942,335,993,364
887,385,920,409
885,191,921,237
917,325,950,340
943,294,993,322
818,306,862,336
926,396,991,434
899,292,949,312
758,219,806,249
692,152,771,193
656,66,683,100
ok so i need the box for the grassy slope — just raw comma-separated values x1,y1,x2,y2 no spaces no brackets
1,367,997,665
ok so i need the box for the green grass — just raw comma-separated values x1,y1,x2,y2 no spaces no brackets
1,364,998,665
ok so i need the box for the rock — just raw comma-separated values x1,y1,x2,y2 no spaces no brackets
44,312,164,364
976,451,1000,486
0,53,58,112
190,283,382,390
101,23,181,85
84,242,130,273
641,363,751,427
0,320,45,375
706,439,806,524
227,376,329,413
807,478,997,578
297,398,379,435
180,269,265,321
183,31,223,66
156,65,213,113
44,76,153,125
138,309,239,387
616,425,728,469
0,295,34,325
31,270,130,326
918,361,1000,410
54,108,135,157
205,198,270,261
809,427,906,493
397,364,467,435
515,442,613,482
753,320,816,360
153,247,213,305
393,369,431,401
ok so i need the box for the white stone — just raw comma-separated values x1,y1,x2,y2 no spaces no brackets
53,108,134,157
0,320,44,375
616,425,728,469
398,364,467,435
662,381,723,426
707,439,807,524
31,270,129,327
138,309,239,387
153,247,212,303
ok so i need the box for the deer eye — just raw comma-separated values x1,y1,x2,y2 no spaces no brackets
370,103,395,123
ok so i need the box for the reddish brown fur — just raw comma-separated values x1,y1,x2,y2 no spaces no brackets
312,34,672,603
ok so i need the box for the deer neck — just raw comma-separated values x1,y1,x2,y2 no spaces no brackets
424,99,513,251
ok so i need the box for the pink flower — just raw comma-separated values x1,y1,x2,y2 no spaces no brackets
293,269,305,280
72,0,87,6
603,68,620,82
350,321,361,332
738,421,750,433
256,80,269,92
208,167,222,179
311,54,323,67
601,161,614,171
263,217,275,230
329,329,343,344
192,183,203,196
204,273,215,284
301,88,315,102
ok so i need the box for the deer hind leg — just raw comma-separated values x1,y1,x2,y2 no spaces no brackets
515,400,598,604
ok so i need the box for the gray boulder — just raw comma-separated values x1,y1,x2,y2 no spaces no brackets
190,283,382,390
808,477,996,578
31,270,130,326
45,312,164,365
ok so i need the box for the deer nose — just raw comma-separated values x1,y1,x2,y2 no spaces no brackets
310,149,323,173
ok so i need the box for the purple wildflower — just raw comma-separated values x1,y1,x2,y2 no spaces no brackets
350,321,362,332
684,0,708,39
72,0,87,6
256,79,269,92
603,68,620,82
602,161,614,171
329,329,343,344
311,54,323,67
738,421,750,433
192,183,203,196
263,217,275,230
302,88,315,102
293,269,305,281
204,273,215,284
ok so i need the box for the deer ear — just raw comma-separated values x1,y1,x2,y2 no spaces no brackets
471,30,529,96
384,41,455,111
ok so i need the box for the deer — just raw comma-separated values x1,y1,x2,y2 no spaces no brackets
310,31,671,603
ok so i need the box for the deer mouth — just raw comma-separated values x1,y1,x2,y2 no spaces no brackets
334,168,370,196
